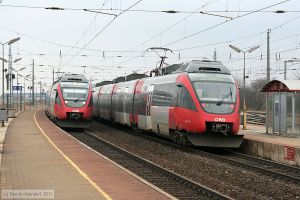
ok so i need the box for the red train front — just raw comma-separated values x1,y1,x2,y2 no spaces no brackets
46,74,93,128
171,63,242,147
93,60,243,148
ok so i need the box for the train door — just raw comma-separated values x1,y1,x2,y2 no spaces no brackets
146,85,154,130
131,80,139,126
96,87,102,118
123,86,129,125
273,92,287,134
50,87,56,116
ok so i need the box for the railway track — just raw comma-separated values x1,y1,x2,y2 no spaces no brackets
68,130,231,200
90,121,300,185
198,149,300,184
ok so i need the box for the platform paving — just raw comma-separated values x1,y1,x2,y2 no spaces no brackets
35,110,173,200
0,110,107,200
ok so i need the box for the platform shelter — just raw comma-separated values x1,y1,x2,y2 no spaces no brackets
262,80,300,136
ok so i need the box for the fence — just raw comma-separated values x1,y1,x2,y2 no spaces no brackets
246,111,266,125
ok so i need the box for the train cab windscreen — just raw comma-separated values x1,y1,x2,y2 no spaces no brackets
189,73,237,114
60,82,89,107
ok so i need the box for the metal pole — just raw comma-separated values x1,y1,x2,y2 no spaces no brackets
8,45,12,109
266,29,271,81
20,84,22,112
265,93,268,134
16,71,18,112
243,51,247,130
284,61,287,80
52,68,54,84
6,65,9,116
29,87,31,107
292,92,295,135
243,52,246,88
32,59,34,107
2,44,4,107
24,77,25,110
39,81,42,105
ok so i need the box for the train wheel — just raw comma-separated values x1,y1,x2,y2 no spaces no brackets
173,130,192,146
170,130,180,144
179,135,192,147
132,123,142,133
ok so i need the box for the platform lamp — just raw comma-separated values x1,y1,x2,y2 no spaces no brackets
10,58,22,110
0,57,8,107
24,74,31,110
1,37,20,107
0,57,7,127
229,44,260,130
13,66,25,112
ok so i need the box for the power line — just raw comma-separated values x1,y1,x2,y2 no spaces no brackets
63,0,143,66
98,0,223,68
1,4,299,14
105,0,292,69
163,0,292,47
116,0,223,56
62,0,111,58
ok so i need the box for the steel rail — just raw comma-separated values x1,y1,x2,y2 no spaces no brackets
68,130,231,200
90,121,300,184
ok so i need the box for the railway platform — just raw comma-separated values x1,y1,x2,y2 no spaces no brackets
240,124,300,167
0,109,173,200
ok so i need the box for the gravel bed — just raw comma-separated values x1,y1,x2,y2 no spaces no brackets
88,121,300,200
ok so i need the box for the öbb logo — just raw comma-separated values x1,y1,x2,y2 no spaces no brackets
214,118,226,122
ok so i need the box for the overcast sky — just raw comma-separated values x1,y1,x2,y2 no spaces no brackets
0,0,300,90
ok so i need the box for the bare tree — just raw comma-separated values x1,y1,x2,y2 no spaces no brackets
238,79,267,111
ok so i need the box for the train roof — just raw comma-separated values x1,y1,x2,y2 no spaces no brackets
111,73,148,83
96,81,113,87
96,60,231,86
176,60,231,74
54,74,88,85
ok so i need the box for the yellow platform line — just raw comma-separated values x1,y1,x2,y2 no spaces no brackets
34,111,112,200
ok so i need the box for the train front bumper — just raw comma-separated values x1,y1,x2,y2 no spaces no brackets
185,133,243,148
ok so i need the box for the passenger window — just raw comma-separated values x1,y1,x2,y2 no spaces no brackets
177,86,197,111
55,92,62,105
152,83,176,107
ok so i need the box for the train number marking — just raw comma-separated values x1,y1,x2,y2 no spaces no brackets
72,110,79,112
214,118,226,122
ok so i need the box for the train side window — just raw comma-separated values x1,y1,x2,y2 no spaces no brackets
177,86,196,111
152,83,175,107
55,92,62,105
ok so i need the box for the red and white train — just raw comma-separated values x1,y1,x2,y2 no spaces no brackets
46,74,93,128
93,60,243,147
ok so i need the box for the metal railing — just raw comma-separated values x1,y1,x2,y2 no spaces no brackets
246,111,266,125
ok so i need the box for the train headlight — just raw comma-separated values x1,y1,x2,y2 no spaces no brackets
65,101,69,104
83,102,86,105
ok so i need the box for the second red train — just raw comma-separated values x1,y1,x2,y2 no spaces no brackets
92,60,243,148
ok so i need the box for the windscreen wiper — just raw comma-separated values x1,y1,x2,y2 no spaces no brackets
216,88,232,106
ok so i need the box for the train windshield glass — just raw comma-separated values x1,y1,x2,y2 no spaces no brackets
193,82,236,103
190,74,237,114
61,82,89,101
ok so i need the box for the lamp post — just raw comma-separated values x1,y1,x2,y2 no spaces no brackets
0,57,8,107
13,67,25,112
284,58,300,80
1,37,20,107
6,38,21,111
229,45,260,87
24,74,30,110
229,44,260,130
